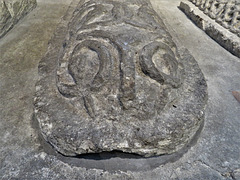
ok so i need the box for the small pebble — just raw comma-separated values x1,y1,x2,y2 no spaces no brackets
232,91,240,103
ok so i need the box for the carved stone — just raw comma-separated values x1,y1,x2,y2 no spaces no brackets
0,0,37,38
34,0,207,157
189,0,240,37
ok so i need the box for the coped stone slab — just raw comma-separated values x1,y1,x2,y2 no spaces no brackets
34,0,207,157
189,0,240,37
180,0,240,58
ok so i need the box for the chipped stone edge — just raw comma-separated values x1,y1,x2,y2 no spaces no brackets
33,0,81,154
179,0,240,59
31,0,208,171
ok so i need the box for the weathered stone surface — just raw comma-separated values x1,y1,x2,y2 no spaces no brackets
180,0,240,58
189,0,240,37
0,0,37,38
1,0,240,178
34,0,207,157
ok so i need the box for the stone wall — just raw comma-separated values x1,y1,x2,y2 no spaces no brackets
0,0,37,38
189,0,240,37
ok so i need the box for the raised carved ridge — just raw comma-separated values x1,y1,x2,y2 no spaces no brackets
34,0,207,157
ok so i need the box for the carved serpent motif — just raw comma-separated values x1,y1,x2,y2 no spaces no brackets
35,0,207,157
57,0,183,119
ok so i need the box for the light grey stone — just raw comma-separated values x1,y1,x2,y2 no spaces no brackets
180,0,240,58
34,0,207,157
188,0,240,37
2,0,240,179
232,169,240,180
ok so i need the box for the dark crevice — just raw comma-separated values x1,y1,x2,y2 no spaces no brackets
31,112,205,172
70,150,143,160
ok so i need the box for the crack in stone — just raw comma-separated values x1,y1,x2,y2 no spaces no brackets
194,160,235,179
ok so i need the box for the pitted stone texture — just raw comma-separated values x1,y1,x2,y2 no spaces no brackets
189,0,240,37
0,0,37,38
180,0,240,58
34,0,207,157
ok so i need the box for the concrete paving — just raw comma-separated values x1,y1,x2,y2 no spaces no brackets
0,0,240,179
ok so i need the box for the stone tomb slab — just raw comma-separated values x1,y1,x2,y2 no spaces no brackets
34,0,207,157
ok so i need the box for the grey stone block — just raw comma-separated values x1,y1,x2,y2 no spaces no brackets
180,0,240,58
34,0,207,158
